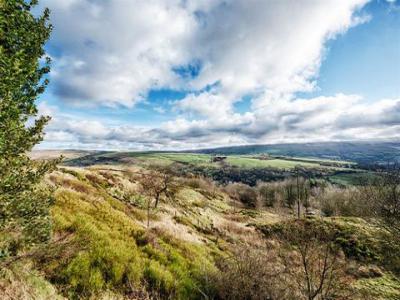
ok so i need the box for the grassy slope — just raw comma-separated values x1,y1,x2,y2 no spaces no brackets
65,151,350,170
38,166,279,299
226,155,322,169
3,165,398,299
193,141,400,164
47,169,220,299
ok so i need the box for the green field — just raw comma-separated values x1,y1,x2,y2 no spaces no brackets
328,172,377,186
225,155,322,169
276,156,356,165
125,153,214,166
67,152,351,170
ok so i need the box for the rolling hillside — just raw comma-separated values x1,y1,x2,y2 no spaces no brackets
191,141,400,164
2,164,398,299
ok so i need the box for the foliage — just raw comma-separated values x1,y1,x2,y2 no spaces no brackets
0,0,58,257
42,170,218,299
262,219,351,300
214,247,290,300
355,273,400,300
225,183,259,208
259,218,381,263
317,187,368,217
359,166,400,275
257,183,277,207
365,166,400,241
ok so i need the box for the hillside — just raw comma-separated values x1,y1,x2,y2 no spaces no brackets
190,141,400,165
40,141,400,168
2,163,399,299
63,152,352,168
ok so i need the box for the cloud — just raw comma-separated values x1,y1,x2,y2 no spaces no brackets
42,0,369,108
37,0,400,150
189,0,369,99
38,95,400,150
42,0,197,107
175,91,234,119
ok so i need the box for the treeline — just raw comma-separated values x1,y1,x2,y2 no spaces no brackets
163,162,335,186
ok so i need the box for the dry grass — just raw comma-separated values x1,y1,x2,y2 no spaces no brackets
0,263,65,300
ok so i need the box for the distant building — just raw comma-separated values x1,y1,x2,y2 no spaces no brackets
211,155,227,163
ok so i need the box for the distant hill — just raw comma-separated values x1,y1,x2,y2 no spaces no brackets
34,142,400,166
30,149,100,160
191,141,400,165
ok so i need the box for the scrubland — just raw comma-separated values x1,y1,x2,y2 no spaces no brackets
1,161,399,299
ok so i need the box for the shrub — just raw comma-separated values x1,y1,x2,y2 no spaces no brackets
44,187,218,299
260,219,352,300
214,247,289,300
257,183,277,207
225,183,259,208
318,187,366,217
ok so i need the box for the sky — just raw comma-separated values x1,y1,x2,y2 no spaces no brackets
35,0,400,150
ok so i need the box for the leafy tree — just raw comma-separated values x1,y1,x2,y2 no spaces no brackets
0,0,57,258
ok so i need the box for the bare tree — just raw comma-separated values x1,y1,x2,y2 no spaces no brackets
369,164,400,240
283,179,297,208
295,167,310,219
215,246,290,300
139,170,175,227
272,220,350,300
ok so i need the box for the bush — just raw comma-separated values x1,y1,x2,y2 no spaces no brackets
45,186,218,299
257,183,277,207
225,183,259,208
318,187,366,217
259,219,352,299
214,247,289,300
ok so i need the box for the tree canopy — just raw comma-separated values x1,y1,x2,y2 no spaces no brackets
0,0,57,256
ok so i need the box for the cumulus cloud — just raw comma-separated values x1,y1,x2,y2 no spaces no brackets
43,0,369,107
36,0,400,150
188,0,369,100
42,0,197,107
39,95,400,150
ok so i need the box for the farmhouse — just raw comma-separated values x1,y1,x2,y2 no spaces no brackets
211,155,227,163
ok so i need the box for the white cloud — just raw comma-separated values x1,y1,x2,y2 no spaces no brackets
43,0,197,107
43,0,369,108
37,0,400,150
189,0,369,100
175,92,234,119
39,95,400,150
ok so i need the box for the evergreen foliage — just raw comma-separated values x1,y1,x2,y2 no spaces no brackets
0,0,57,257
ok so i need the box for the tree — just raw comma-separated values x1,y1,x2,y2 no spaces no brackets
283,179,296,208
272,220,349,300
369,165,400,240
257,183,277,207
215,246,289,300
295,167,310,218
139,170,175,227
362,164,400,273
0,0,57,258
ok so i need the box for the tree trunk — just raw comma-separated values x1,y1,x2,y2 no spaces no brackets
297,171,301,219
147,200,150,228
